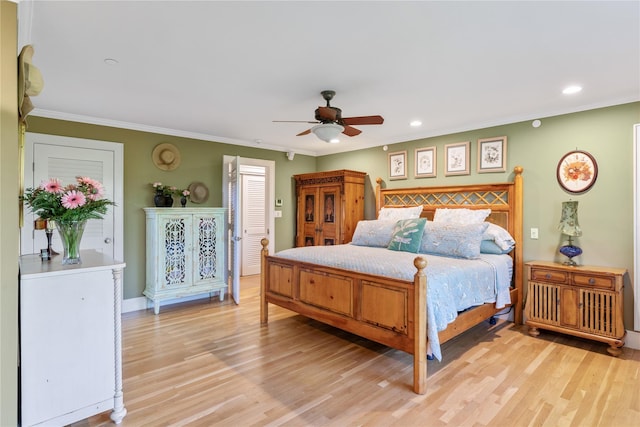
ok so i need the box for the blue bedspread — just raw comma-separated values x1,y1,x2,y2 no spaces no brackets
273,244,512,361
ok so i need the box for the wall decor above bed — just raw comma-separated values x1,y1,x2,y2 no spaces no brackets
477,136,507,173
388,150,407,180
444,141,470,176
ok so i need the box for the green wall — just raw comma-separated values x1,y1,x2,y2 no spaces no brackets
0,2,19,424
26,117,317,299
26,104,640,330
318,102,640,328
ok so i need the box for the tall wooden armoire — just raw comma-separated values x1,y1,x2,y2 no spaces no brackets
293,169,366,247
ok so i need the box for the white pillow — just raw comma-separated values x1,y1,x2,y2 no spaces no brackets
378,206,423,221
482,223,515,251
433,208,491,225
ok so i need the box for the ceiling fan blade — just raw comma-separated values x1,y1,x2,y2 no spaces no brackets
317,106,338,121
342,125,362,137
342,115,384,125
273,120,319,123
297,129,312,136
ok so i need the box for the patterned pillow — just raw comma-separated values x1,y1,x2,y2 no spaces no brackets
378,206,423,221
351,220,397,247
433,208,491,224
419,222,489,259
387,218,427,253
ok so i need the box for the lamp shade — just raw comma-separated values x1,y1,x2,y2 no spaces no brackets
311,123,344,143
558,200,582,237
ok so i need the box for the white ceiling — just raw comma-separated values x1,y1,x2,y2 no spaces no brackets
20,1,640,157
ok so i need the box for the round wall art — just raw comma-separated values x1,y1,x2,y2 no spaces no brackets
556,150,598,194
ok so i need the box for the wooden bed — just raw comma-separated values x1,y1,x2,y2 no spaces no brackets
260,166,523,394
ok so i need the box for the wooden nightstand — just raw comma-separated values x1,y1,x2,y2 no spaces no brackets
525,261,627,356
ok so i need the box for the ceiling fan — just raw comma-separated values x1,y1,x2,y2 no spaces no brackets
274,90,384,143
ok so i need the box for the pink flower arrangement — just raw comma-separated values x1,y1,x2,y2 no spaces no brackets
22,176,114,223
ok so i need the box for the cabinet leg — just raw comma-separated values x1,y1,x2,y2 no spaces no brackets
607,345,623,357
219,289,225,301
154,301,160,315
528,326,540,337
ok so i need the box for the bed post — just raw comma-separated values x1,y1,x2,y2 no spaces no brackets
413,256,428,395
513,166,524,325
375,177,383,217
260,238,269,325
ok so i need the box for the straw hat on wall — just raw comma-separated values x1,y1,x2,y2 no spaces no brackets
152,143,181,171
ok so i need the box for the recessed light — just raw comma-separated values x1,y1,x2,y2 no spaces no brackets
410,120,422,127
104,58,119,65
532,119,542,128
562,85,582,95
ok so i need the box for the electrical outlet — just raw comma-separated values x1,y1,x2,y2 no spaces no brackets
274,210,282,218
530,228,539,239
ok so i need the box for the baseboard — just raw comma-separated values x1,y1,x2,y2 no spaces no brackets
626,329,640,350
122,292,221,314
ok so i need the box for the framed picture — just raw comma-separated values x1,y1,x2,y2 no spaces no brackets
477,136,507,173
388,150,407,180
414,147,436,178
444,141,470,176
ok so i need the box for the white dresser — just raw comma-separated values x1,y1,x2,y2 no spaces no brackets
19,250,126,426
144,207,227,314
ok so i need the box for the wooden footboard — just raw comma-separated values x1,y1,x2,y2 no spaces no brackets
260,238,428,393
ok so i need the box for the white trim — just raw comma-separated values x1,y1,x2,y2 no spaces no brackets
31,108,318,157
626,329,640,350
634,123,640,331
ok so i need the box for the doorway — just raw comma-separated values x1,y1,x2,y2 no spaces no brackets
222,155,275,304
21,133,124,261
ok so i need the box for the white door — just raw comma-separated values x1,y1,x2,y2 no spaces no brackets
241,169,266,276
21,133,124,261
223,156,241,304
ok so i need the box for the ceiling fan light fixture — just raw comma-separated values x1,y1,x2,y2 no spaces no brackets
311,123,344,143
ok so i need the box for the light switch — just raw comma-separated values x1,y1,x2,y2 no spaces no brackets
530,228,539,239
274,210,282,218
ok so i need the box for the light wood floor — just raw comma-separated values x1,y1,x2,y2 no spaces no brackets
73,276,639,427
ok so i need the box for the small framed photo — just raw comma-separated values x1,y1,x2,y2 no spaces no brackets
388,150,407,180
415,147,436,178
477,136,507,173
444,141,470,176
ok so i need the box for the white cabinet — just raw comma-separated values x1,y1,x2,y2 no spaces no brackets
19,250,126,426
144,208,227,314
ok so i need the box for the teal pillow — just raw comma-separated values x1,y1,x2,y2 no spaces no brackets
387,218,427,253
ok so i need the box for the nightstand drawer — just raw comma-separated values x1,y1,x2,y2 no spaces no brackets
573,273,614,289
530,268,568,284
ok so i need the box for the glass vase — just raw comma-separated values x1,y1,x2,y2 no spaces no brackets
56,220,87,265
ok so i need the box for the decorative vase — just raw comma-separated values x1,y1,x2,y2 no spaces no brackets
180,196,187,207
56,220,87,265
165,195,174,207
154,190,166,207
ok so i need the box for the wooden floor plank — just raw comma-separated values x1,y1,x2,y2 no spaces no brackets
70,276,639,427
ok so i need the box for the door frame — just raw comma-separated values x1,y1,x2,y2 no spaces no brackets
21,133,124,262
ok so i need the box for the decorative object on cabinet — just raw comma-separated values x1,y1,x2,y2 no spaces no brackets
188,181,209,204
444,141,470,176
152,142,181,171
557,150,598,193
19,250,127,426
477,136,507,173
558,200,583,265
22,177,114,264
143,208,227,314
388,151,407,180
525,261,626,356
415,147,436,178
294,170,366,247
151,182,177,207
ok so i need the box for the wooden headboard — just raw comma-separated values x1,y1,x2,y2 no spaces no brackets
375,166,524,321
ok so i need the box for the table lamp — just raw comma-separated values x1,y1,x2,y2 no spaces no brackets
558,201,582,266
